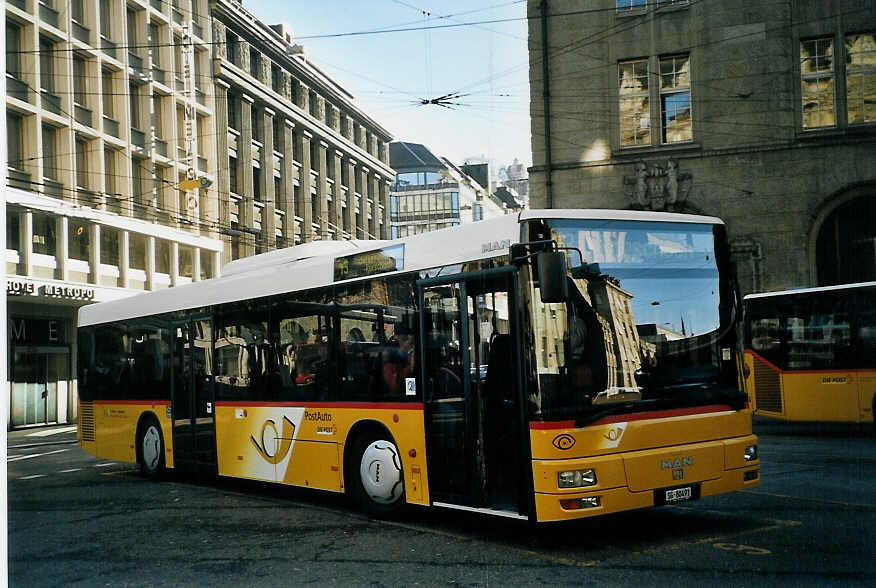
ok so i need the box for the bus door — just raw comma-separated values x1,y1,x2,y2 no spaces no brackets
172,318,217,474
419,267,523,513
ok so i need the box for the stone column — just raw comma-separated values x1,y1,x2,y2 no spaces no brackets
239,94,255,257
120,230,130,288
296,82,309,113
146,235,156,290
333,149,344,238
193,246,202,282
261,107,277,250
357,166,369,238
299,130,314,242
281,120,295,245
316,140,329,239
89,224,100,285
381,180,391,239
213,80,232,262
22,210,33,277
57,216,69,281
344,158,356,239
170,241,179,287
369,173,379,240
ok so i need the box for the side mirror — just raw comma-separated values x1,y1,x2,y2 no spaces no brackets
537,251,568,303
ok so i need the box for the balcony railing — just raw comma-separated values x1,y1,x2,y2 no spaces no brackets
131,128,146,150
39,3,60,28
7,168,32,191
7,76,32,103
390,181,459,192
42,178,64,198
74,104,94,127
72,21,90,43
154,138,168,158
41,90,62,115
128,52,144,72
103,116,120,138
100,37,118,60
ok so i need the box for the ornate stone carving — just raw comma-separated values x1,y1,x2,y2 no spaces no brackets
624,159,692,211
281,71,292,100
213,21,227,60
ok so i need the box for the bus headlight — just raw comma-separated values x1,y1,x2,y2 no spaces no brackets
744,444,758,461
558,469,597,488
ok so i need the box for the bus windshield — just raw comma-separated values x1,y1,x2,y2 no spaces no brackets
525,219,743,421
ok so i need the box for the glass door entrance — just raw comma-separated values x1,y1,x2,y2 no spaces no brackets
10,346,70,427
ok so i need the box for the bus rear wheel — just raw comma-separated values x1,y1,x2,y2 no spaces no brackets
138,418,166,479
348,434,405,517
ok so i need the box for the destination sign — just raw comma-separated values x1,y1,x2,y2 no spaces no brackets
334,244,404,281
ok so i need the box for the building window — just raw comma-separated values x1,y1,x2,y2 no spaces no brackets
75,137,89,190
42,126,58,181
7,113,24,172
200,249,213,279
7,22,21,80
100,226,119,266
100,0,112,38
229,156,238,194
7,209,20,251
129,234,147,270
253,166,262,201
250,48,260,78
73,56,88,107
271,64,282,92
473,203,483,222
660,54,691,143
72,0,86,24
227,32,239,66
155,239,170,274
227,93,238,131
32,213,56,256
618,59,651,147
40,37,55,94
251,107,261,142
69,220,90,262
179,245,193,278
616,0,645,9
801,38,835,129
845,33,876,125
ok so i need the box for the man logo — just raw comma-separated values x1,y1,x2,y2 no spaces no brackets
552,433,576,450
661,456,693,470
251,416,296,464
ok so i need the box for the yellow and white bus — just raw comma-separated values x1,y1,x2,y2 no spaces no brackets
77,209,759,522
744,282,876,429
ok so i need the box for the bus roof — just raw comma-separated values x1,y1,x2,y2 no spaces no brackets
78,208,725,327
743,281,876,301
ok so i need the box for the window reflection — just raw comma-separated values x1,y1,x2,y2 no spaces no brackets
801,38,836,128
619,59,651,146
845,33,876,124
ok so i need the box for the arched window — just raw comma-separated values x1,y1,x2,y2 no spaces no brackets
816,193,876,286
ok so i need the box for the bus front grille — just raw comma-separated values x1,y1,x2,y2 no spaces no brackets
753,357,782,413
79,402,95,442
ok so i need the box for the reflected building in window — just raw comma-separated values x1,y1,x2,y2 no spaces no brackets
527,0,876,294
388,141,518,239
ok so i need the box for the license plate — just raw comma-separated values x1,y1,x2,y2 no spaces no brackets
665,487,692,502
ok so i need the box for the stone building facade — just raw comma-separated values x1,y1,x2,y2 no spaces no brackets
4,0,393,428
210,0,394,261
527,0,876,295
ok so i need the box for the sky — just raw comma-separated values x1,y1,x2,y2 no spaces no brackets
245,0,533,172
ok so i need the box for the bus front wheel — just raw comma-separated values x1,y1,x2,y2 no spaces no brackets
138,418,166,479
348,434,405,517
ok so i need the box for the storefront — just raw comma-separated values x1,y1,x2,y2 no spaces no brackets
6,277,130,429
